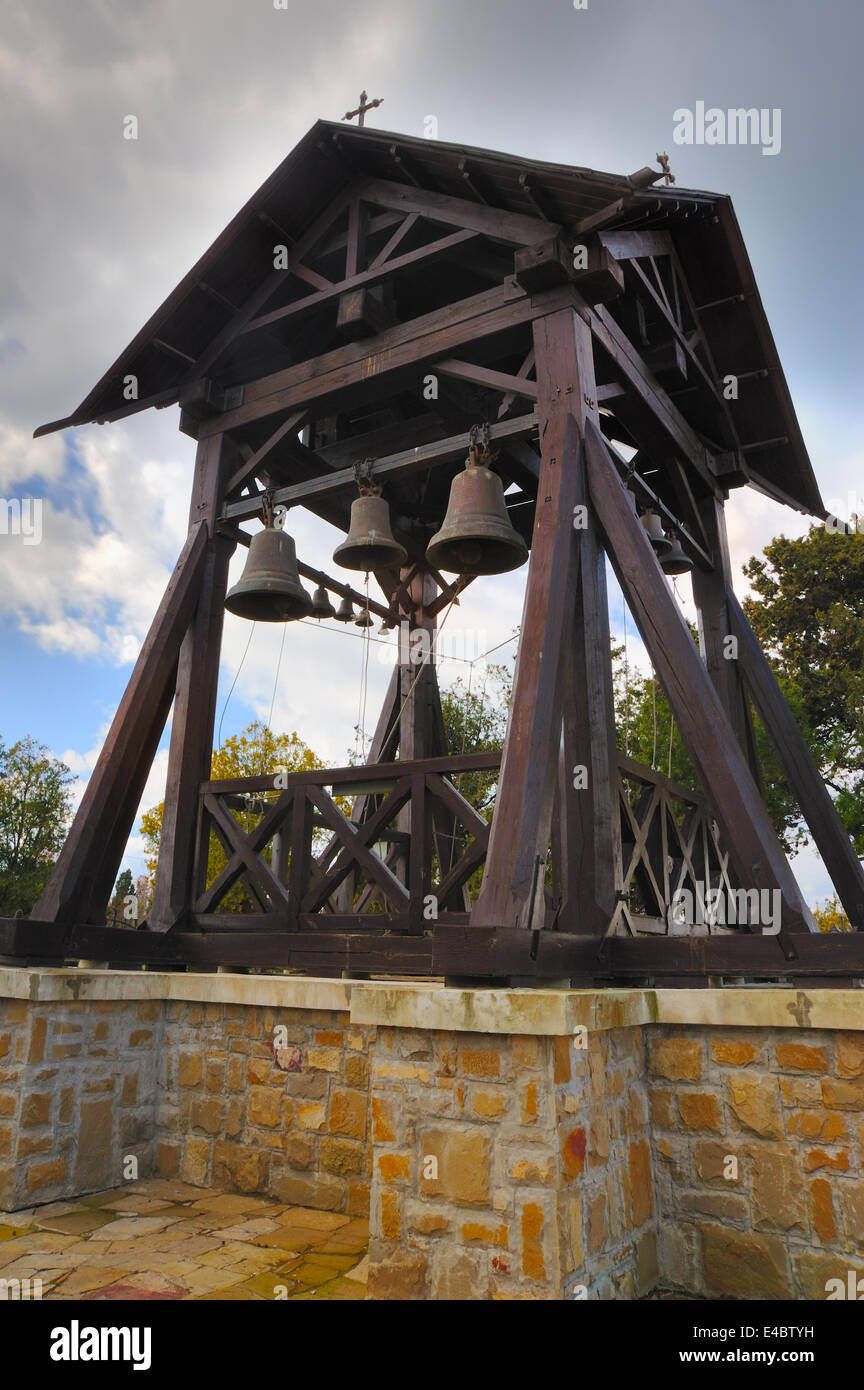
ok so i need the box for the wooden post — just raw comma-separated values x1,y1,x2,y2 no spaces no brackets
558,507,623,935
473,307,603,929
149,433,239,932
32,524,209,927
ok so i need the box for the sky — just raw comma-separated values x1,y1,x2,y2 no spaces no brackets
0,0,861,907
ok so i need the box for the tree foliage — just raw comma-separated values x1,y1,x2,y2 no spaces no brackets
742,524,864,856
0,736,75,916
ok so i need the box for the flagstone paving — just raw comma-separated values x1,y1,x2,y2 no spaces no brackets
0,1179,368,1301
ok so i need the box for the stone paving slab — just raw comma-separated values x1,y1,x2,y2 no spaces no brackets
0,1178,368,1301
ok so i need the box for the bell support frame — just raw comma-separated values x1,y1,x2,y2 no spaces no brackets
12,121,864,983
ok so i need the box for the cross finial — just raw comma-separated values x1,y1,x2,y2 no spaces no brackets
656,152,675,186
343,90,384,128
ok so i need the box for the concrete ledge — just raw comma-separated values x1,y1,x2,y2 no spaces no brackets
1,967,862,1033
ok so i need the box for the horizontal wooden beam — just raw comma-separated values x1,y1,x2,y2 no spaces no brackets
220,413,539,523
199,280,565,438
356,176,557,247
436,358,539,399
203,750,502,797
5,918,862,980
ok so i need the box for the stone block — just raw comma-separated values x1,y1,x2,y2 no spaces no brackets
472,1089,508,1120
321,1137,365,1177
460,1046,501,1079
328,1089,367,1140
776,1042,829,1073
520,1200,548,1281
678,1091,722,1133
247,1087,283,1129
182,1137,211,1186
73,1097,114,1189
751,1150,808,1233
26,1157,66,1193
270,1169,345,1212
367,1251,428,1300
727,1075,783,1138
20,1092,52,1128
647,1036,702,1082
810,1178,836,1243
821,1078,864,1110
793,1250,864,1300
836,1032,864,1078
419,1130,490,1205
700,1223,790,1299
628,1139,653,1227
212,1141,268,1193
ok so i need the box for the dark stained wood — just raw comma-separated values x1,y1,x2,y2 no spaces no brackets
355,176,557,247
221,413,539,524
584,418,814,935
199,282,574,437
149,433,240,933
33,523,209,927
473,307,597,929
242,229,478,337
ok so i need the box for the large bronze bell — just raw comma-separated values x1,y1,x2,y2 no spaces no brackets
333,493,407,572
224,526,313,622
426,459,528,575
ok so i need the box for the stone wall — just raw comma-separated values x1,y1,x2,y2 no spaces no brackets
365,1023,656,1299
1,971,863,1300
0,994,159,1210
648,1023,864,1299
154,998,371,1219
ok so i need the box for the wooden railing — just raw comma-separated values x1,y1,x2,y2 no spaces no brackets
193,752,501,932
193,749,740,938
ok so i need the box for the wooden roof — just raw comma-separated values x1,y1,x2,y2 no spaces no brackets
35,119,823,517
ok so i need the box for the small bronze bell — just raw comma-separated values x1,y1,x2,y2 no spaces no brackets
334,595,354,622
426,457,528,575
354,607,374,628
660,532,693,576
640,508,672,557
225,527,313,622
333,491,407,572
311,585,337,620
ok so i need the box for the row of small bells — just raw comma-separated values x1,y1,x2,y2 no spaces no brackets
225,442,528,624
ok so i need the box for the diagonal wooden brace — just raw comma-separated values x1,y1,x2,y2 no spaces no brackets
584,418,815,937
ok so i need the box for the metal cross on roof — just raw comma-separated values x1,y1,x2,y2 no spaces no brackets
343,91,384,127
656,152,675,186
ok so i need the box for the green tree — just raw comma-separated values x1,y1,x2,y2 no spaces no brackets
0,736,75,916
743,524,864,855
141,721,325,912
107,867,136,927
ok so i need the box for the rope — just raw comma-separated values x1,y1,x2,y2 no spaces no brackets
623,603,630,756
217,623,256,751
354,576,373,760
262,621,288,774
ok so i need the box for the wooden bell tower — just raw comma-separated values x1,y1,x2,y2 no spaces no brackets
7,119,864,983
